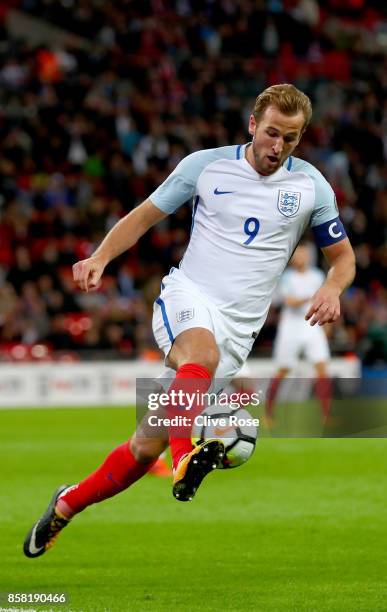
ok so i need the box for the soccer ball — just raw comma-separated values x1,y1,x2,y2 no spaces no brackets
192,404,258,469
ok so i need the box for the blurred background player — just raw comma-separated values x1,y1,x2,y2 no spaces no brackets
265,243,332,425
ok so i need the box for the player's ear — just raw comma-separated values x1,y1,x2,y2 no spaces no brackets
248,114,256,136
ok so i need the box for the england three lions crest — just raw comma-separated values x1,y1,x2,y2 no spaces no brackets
176,309,194,323
277,190,301,217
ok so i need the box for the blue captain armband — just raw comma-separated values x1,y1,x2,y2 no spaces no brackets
312,217,347,248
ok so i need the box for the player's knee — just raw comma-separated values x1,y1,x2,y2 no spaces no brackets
278,367,290,378
314,362,328,378
130,437,162,464
168,328,220,375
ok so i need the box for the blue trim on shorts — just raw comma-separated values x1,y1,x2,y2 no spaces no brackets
287,156,293,171
156,297,174,344
236,144,242,159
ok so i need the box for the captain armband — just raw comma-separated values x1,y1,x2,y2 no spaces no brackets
312,217,347,248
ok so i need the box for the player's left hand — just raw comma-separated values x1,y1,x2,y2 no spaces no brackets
305,283,340,326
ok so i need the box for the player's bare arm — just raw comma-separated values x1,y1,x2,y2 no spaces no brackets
305,238,356,326
72,199,167,292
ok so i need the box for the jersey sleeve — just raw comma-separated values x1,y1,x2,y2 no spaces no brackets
149,150,212,214
308,166,347,247
149,145,240,214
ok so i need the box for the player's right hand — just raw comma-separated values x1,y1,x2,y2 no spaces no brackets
72,256,106,292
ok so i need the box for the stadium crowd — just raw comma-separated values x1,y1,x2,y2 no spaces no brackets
0,0,386,363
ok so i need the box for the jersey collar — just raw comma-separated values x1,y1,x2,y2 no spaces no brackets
241,144,288,182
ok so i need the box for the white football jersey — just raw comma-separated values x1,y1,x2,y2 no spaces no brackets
150,143,346,339
278,267,325,321
273,267,330,366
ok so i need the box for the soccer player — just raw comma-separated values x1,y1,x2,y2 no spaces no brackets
265,243,333,425
24,84,355,557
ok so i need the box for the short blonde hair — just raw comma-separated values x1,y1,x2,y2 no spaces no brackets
253,84,312,133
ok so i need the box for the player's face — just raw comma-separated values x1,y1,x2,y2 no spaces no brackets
247,106,305,175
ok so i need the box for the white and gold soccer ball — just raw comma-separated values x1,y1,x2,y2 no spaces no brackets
192,404,258,469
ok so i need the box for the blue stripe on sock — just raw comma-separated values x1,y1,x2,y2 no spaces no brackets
156,297,174,344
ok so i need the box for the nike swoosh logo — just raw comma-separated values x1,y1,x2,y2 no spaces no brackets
214,425,234,437
214,188,235,195
28,523,44,555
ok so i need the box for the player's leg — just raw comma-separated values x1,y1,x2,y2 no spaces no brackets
165,327,226,501
265,367,289,421
57,435,168,517
313,361,332,420
266,321,298,421
166,327,220,463
153,284,226,501
305,327,332,420
170,325,265,500
23,428,168,558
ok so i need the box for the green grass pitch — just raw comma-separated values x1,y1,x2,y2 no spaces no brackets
1,405,387,612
